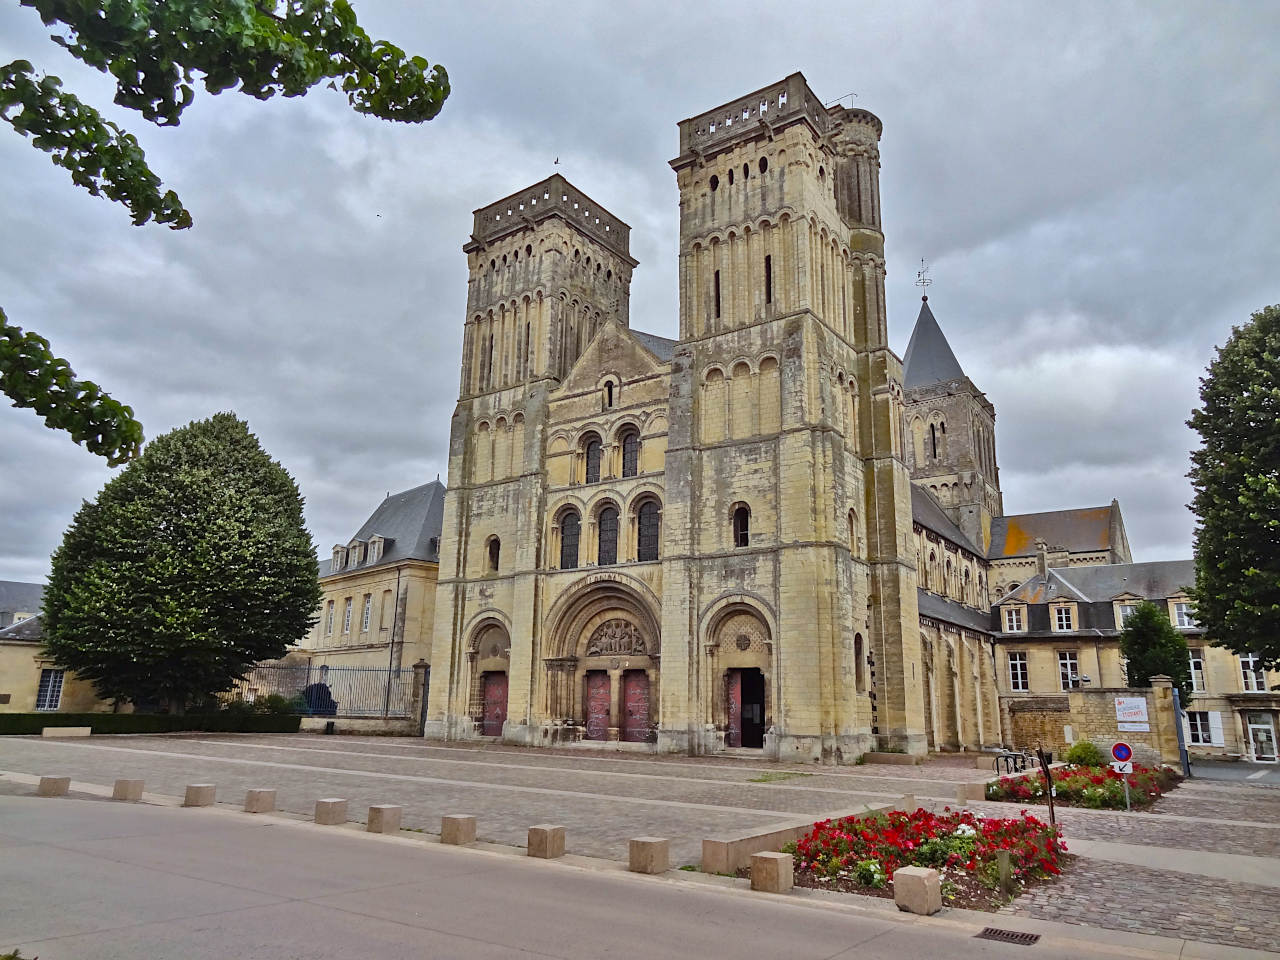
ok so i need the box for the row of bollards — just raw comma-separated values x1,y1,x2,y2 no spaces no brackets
34,776,934,906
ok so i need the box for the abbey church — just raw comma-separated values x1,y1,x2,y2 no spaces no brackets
418,72,1132,760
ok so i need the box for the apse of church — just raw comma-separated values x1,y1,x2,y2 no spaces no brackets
425,73,943,760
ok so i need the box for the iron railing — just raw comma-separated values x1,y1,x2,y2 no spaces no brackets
227,664,415,718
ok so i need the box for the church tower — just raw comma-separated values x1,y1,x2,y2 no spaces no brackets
665,73,926,756
426,176,638,740
901,297,1003,553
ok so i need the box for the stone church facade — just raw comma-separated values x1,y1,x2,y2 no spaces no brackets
423,72,1125,760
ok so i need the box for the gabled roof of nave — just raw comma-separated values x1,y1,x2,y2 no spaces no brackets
910,485,984,557
989,500,1126,559
556,316,675,393
902,298,967,391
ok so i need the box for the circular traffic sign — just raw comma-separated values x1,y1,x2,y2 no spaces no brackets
1112,741,1133,762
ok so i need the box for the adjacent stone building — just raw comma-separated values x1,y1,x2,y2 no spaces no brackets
993,558,1280,762
0,581,114,713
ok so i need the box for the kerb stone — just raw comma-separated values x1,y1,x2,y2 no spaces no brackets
441,814,477,845
629,837,669,874
893,866,942,915
750,851,793,893
527,824,566,859
184,783,216,807
37,776,70,797
112,779,144,801
367,805,402,834
244,789,276,814
315,798,348,825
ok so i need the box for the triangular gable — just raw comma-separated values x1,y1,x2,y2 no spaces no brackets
557,316,668,393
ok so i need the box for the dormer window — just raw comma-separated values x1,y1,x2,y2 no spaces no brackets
1003,606,1025,632
367,536,384,565
347,542,364,568
332,546,346,571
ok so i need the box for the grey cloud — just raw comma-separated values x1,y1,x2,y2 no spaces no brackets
2,0,1276,581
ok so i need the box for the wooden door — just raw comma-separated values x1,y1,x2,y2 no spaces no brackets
585,671,610,740
622,671,650,742
481,672,507,736
725,669,742,748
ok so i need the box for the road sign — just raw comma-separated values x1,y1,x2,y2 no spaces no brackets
1110,760,1134,774
1111,741,1133,762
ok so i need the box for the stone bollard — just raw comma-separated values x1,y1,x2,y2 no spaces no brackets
184,784,216,807
628,837,669,874
750,851,794,893
996,849,1013,895
527,824,566,859
244,789,276,814
315,798,348,826
441,815,477,845
367,805,402,834
955,782,987,803
893,866,942,915
113,779,144,801
37,776,70,797
900,793,916,812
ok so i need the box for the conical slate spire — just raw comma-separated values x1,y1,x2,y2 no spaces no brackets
902,297,965,390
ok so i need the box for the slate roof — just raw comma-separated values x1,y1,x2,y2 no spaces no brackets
910,485,983,556
917,589,991,633
324,480,446,578
1001,560,1194,606
0,614,42,642
988,501,1123,558
0,580,43,616
902,299,966,390
631,329,678,362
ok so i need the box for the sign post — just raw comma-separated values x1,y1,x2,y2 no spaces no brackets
1111,742,1133,811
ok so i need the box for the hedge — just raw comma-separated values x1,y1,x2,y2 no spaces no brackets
0,713,302,735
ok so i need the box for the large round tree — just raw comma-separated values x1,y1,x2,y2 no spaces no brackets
43,413,321,712
1188,303,1280,672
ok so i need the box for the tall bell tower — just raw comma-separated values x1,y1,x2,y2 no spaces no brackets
665,73,927,757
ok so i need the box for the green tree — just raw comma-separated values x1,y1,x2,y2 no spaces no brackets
1119,601,1193,706
42,412,322,712
1188,304,1280,673
1,1,449,463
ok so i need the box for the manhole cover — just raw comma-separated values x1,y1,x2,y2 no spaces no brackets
975,927,1040,946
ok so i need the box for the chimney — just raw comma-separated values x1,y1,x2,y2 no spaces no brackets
1035,537,1049,577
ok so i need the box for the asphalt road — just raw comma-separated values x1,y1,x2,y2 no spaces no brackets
0,795,1227,960
1191,760,1280,785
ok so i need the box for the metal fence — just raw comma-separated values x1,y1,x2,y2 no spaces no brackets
227,664,415,718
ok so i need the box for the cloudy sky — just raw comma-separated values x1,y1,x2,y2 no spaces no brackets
2,1,1276,583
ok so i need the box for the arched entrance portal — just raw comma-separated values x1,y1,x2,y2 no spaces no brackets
707,608,773,749
543,578,661,743
468,622,510,737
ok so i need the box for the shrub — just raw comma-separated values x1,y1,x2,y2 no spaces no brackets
0,712,301,736
1065,741,1105,767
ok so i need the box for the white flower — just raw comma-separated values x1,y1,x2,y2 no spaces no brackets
953,823,977,837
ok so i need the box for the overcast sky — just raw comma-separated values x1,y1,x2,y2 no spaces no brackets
2,1,1276,583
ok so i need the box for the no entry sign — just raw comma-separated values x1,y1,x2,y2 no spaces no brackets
1112,741,1133,763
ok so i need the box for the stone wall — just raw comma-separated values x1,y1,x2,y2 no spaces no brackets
1001,678,1180,764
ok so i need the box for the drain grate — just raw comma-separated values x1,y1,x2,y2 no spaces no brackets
975,927,1041,946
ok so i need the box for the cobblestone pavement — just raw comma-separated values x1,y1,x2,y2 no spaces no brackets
1000,858,1280,953
0,734,960,865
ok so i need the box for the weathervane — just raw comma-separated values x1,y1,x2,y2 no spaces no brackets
915,258,932,302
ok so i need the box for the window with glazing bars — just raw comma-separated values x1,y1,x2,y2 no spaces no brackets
597,506,619,566
637,501,660,562
560,512,580,570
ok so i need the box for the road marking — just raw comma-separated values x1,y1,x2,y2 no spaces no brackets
1247,769,1269,780
18,740,888,820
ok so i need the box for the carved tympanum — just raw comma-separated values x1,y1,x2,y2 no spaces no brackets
585,619,646,657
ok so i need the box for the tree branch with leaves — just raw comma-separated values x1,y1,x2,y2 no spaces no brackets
1,0,449,463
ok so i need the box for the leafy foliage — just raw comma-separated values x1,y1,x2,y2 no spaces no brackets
0,307,143,464
2,0,449,459
986,762,1178,810
1119,601,1192,705
1188,304,1280,672
1064,740,1105,767
42,413,322,711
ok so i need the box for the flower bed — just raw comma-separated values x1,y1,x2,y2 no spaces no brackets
985,762,1179,810
783,808,1066,910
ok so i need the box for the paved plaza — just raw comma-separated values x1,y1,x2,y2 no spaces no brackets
2,733,1278,953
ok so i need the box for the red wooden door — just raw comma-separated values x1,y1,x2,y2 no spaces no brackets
622,671,650,742
725,669,742,747
481,672,508,736
585,671,610,740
